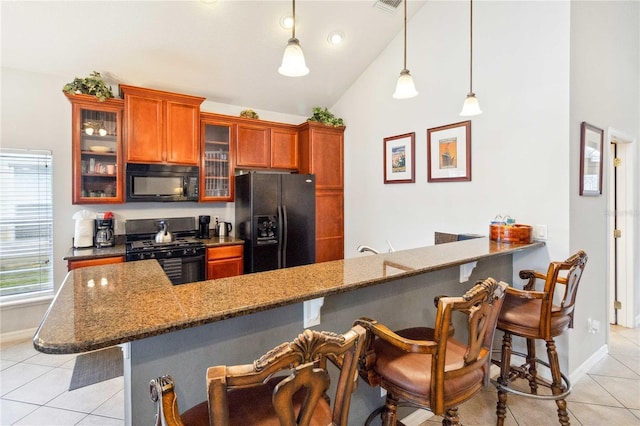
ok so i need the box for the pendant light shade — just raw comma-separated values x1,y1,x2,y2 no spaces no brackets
460,0,482,116
279,38,309,77
393,70,418,99
393,0,417,99
278,0,309,77
460,93,482,116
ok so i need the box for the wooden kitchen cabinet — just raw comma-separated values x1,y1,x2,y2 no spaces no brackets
120,85,205,165
67,93,124,204
206,245,243,280
67,256,124,271
236,122,270,169
270,126,298,170
200,113,235,202
298,121,345,262
236,119,298,170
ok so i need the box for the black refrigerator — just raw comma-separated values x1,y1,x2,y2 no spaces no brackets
235,172,316,274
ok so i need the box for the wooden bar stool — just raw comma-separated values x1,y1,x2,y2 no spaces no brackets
149,324,366,426
355,277,508,426
493,250,588,425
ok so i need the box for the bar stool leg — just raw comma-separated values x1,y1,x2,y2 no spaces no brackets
546,339,570,425
496,332,512,425
526,338,538,394
382,393,400,426
443,407,460,425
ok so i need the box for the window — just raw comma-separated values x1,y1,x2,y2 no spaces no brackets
0,148,53,299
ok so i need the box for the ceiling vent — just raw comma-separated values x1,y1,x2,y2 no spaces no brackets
374,0,402,14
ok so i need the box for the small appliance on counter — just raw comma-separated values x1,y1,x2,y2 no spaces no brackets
95,212,115,248
72,210,94,248
197,215,211,239
217,221,232,238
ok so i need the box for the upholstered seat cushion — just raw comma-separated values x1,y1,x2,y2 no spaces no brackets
181,375,332,426
497,294,571,338
373,327,485,403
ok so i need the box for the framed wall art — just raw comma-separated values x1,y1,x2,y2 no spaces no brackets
427,120,471,182
383,132,415,184
579,121,604,196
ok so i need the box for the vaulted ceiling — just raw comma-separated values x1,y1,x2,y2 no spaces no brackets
2,0,426,116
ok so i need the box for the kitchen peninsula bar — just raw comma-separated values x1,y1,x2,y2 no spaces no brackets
34,237,544,424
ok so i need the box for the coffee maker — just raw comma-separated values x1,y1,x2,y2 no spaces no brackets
95,219,115,248
198,215,211,239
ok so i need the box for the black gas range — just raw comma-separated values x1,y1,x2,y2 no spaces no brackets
125,217,205,285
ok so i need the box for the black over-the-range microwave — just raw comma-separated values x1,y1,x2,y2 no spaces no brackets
126,163,199,202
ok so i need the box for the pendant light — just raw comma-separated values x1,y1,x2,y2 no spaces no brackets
278,0,309,77
460,0,482,115
392,0,418,99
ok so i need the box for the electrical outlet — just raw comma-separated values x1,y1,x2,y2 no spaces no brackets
535,224,548,240
213,215,219,224
587,317,600,334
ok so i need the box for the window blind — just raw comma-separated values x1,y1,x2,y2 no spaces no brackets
0,148,53,298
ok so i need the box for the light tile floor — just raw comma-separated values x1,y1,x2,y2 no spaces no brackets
0,325,638,425
421,324,640,425
0,341,124,426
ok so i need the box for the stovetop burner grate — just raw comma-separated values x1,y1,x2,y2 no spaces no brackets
129,237,202,251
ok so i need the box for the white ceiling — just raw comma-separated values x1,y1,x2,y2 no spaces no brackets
2,0,426,116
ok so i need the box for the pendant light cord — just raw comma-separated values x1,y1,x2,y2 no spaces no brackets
469,0,473,93
292,0,296,39
403,0,407,70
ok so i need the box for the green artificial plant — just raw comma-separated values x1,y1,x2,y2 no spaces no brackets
63,71,114,102
308,107,344,127
240,109,259,119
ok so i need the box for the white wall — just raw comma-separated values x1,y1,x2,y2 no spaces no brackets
336,1,570,258
336,1,570,257
0,67,307,335
569,1,640,369
334,0,638,377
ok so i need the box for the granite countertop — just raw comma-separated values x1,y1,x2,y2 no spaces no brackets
36,238,544,354
63,237,243,261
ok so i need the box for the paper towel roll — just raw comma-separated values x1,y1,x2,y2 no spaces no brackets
73,210,95,248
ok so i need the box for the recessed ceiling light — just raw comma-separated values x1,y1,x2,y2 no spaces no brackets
280,15,294,30
327,31,344,45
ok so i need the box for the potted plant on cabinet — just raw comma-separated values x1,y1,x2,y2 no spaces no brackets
63,71,115,102
308,107,344,127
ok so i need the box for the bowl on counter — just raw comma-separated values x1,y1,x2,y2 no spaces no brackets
489,224,532,243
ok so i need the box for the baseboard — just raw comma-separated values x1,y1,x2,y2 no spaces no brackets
401,409,434,425
1,327,37,344
569,344,608,385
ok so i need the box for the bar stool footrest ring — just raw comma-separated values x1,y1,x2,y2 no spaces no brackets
490,349,571,401
364,401,424,426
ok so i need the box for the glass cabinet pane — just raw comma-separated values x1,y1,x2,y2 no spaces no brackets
202,123,231,199
79,108,119,199
68,93,123,205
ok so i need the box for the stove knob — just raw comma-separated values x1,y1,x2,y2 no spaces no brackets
149,253,155,259
183,249,188,255
167,250,172,257
138,253,145,261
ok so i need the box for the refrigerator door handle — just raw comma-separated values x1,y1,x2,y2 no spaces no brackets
281,204,288,268
277,205,284,269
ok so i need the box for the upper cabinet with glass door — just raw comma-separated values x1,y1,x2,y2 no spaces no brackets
200,112,234,202
66,94,124,204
